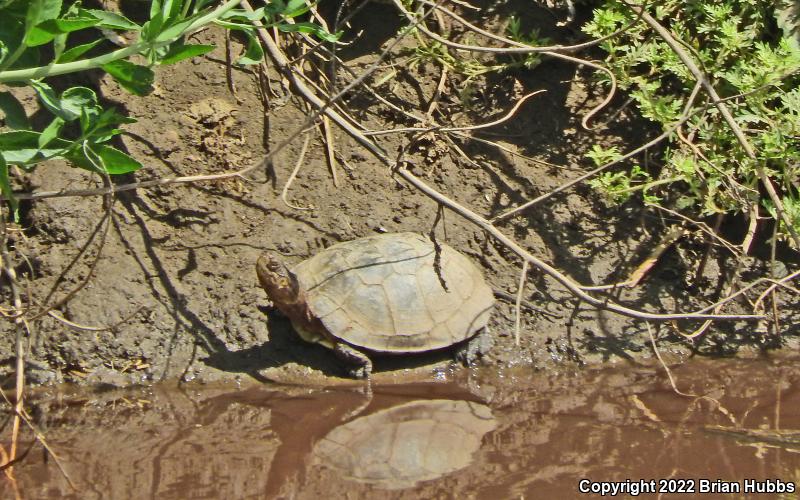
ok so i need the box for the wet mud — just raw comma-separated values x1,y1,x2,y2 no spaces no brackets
2,1,797,390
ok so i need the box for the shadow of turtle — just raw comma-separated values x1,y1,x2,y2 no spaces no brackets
203,305,483,379
202,307,346,378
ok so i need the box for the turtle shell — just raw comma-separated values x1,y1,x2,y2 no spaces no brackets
292,232,494,353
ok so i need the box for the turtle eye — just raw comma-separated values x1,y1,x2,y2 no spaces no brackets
267,260,281,272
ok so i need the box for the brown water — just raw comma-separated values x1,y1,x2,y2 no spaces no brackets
4,357,800,499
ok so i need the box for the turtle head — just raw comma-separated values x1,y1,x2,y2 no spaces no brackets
256,253,301,306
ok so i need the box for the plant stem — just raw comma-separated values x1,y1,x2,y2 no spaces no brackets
0,42,29,73
617,176,683,194
0,0,243,83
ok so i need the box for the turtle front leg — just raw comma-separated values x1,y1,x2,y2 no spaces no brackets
455,328,494,366
333,342,373,379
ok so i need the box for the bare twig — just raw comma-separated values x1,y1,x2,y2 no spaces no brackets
321,117,340,187
693,214,723,284
400,0,622,54
0,388,76,490
580,225,688,291
491,80,704,223
364,90,545,136
647,323,696,397
281,132,313,210
753,270,800,312
0,208,25,476
391,0,619,127
28,143,116,321
415,0,648,54
224,29,238,100
514,260,529,347
397,167,762,322
47,305,144,333
676,220,754,340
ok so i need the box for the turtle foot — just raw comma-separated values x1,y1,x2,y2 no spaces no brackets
455,329,494,366
334,342,373,379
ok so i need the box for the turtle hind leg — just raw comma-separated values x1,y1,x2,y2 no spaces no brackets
454,328,494,366
333,342,373,379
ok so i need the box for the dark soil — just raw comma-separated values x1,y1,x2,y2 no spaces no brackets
1,1,798,389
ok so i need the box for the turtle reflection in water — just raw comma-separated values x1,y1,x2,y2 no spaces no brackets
311,399,497,490
256,232,495,378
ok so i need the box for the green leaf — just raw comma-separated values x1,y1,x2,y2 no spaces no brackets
0,130,140,174
84,144,142,174
159,0,185,26
0,131,40,151
30,80,66,119
283,0,310,18
60,87,97,121
0,130,59,165
277,22,341,43
26,16,100,46
159,42,215,65
25,0,62,27
0,154,18,217
0,92,29,130
0,7,25,35
0,17,26,63
194,0,217,13
30,82,98,122
101,60,155,96
150,0,163,20
56,38,103,63
52,31,66,60
215,20,265,31
38,117,64,147
237,30,263,66
154,15,196,43
83,9,140,31
141,14,164,43
219,7,265,22
82,107,136,142
94,144,142,174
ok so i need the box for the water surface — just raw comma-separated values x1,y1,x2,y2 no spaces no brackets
4,357,800,498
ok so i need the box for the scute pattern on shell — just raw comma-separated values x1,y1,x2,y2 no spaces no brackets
292,232,494,353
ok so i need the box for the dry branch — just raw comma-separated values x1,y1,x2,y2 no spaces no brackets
396,166,761,322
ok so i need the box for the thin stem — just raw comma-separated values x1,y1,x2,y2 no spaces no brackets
398,167,763,322
0,42,28,74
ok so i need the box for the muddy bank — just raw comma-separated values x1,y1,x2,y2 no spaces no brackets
1,2,798,390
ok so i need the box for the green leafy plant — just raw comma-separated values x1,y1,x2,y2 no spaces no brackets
584,0,800,247
505,15,548,70
0,0,338,215
407,40,505,81
586,145,663,204
405,13,553,85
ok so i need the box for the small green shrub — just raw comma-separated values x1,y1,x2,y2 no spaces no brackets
584,0,800,247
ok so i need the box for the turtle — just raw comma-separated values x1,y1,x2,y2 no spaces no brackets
256,232,495,378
